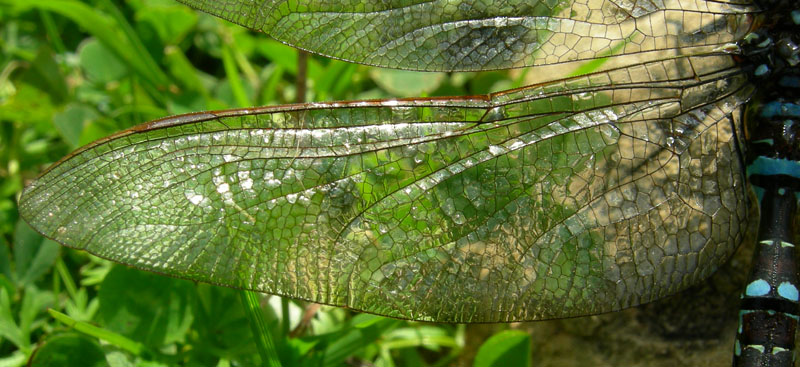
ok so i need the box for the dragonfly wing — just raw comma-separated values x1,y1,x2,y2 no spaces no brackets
19,55,752,322
174,0,755,71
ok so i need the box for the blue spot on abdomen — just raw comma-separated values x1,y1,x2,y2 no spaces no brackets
760,101,800,119
778,282,799,301
747,156,800,180
746,279,771,296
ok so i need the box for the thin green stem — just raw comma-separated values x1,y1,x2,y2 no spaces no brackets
222,41,251,108
296,50,308,103
280,298,290,337
38,10,67,54
240,291,281,367
55,258,77,300
97,0,170,87
48,309,145,356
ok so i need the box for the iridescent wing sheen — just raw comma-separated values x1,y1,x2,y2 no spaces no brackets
19,55,753,322
174,0,756,71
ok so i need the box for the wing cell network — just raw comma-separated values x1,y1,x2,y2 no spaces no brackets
175,0,756,71
20,55,753,322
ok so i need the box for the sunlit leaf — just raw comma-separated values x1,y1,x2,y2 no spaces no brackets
474,329,530,367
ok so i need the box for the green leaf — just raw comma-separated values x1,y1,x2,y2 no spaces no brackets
48,309,145,356
97,266,194,348
322,317,401,367
192,285,262,362
0,351,27,367
78,39,129,84
28,333,106,367
77,117,118,146
104,350,136,367
468,71,514,95
221,41,251,108
0,286,53,360
313,61,355,100
368,69,445,97
0,237,11,280
473,330,531,367
162,45,207,96
22,48,69,105
134,3,197,45
12,220,59,286
382,325,459,351
352,314,383,329
0,83,58,128
284,337,320,364
0,287,27,352
4,0,170,88
310,307,347,336
0,199,17,235
53,104,99,149
255,39,299,75
18,285,55,348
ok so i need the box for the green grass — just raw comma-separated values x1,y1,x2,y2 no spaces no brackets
0,0,532,365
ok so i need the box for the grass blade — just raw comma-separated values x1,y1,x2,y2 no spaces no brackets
240,291,281,367
48,309,145,356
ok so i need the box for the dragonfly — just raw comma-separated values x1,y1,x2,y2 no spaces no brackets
17,0,800,365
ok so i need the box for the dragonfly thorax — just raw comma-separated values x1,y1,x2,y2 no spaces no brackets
743,2,800,170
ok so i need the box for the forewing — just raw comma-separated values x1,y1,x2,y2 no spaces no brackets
174,0,756,71
19,55,752,322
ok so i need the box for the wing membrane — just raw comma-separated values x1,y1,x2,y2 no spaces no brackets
20,55,752,322
174,0,756,71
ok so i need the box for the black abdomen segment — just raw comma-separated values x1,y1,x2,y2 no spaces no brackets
734,176,799,366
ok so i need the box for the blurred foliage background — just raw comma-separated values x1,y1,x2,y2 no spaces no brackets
0,0,534,365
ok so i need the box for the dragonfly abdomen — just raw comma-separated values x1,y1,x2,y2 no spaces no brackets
737,12,800,363
734,180,799,366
